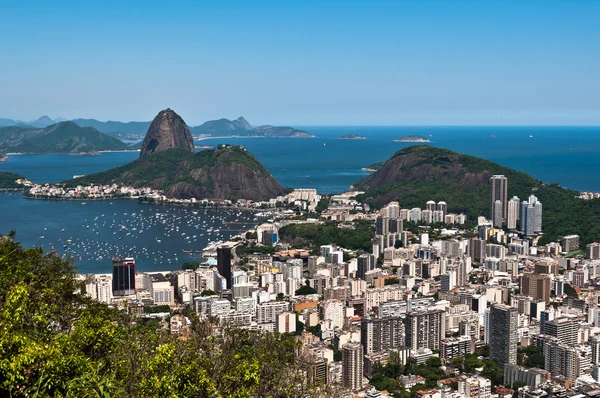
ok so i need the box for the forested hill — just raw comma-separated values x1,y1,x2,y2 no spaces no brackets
0,121,130,154
65,145,285,201
355,145,600,245
0,171,25,189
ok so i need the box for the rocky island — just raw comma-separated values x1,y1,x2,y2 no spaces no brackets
336,134,367,140
394,135,430,142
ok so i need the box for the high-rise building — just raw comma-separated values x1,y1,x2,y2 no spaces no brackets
361,317,404,355
437,201,448,218
426,200,436,212
112,257,136,296
489,304,518,367
357,253,375,280
342,341,363,390
306,356,329,386
520,195,542,235
376,216,390,235
507,196,520,230
217,244,234,290
559,235,580,252
586,242,600,260
468,238,486,263
493,200,503,228
490,175,508,223
520,273,551,303
543,317,579,346
405,308,446,351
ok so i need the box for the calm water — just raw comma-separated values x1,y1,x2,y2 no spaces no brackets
0,191,258,274
1,126,600,272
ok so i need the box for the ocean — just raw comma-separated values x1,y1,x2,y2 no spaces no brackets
1,125,599,273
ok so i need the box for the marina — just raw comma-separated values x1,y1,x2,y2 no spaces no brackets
0,191,260,274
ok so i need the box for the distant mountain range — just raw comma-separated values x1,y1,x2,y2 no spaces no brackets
0,122,131,154
0,115,316,138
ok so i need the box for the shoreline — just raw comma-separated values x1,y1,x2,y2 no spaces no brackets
22,193,274,212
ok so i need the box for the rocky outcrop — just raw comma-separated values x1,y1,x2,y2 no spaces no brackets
139,109,195,158
68,145,285,201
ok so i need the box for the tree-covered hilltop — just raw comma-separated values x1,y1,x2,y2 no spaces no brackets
355,145,600,245
278,220,375,253
0,171,25,189
0,234,338,397
0,121,130,154
64,145,285,201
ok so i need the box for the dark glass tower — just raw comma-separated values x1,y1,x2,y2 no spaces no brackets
217,246,233,289
112,257,136,296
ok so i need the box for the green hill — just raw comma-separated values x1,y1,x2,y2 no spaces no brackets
0,122,130,154
355,145,600,245
65,145,285,201
0,171,25,189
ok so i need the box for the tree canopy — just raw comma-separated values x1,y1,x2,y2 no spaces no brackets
0,234,332,397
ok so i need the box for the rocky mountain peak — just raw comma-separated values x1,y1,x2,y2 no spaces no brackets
139,109,195,158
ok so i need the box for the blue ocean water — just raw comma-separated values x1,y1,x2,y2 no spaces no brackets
1,126,599,273
2,126,600,193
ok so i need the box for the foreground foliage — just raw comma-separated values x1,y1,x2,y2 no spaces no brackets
0,233,332,397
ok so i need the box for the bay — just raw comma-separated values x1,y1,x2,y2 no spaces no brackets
1,125,600,273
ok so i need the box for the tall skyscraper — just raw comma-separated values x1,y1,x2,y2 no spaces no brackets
361,317,404,355
426,200,436,212
507,196,520,230
468,238,486,263
489,304,517,367
112,257,136,296
490,175,508,223
436,201,448,218
405,308,446,351
493,200,503,228
520,195,542,235
357,253,375,280
217,244,233,290
342,341,363,390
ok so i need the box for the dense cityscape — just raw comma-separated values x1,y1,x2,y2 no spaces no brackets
74,176,600,398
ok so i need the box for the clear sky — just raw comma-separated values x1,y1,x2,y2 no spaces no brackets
1,0,598,126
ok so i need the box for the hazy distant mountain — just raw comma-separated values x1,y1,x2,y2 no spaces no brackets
72,119,151,137
190,117,252,136
0,122,130,154
2,115,315,138
29,116,56,128
190,116,315,138
0,118,20,127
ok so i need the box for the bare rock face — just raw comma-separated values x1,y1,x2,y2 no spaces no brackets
139,109,194,158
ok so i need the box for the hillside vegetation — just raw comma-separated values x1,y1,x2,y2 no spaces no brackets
0,122,130,154
0,234,334,397
65,146,285,201
0,171,25,189
356,145,600,245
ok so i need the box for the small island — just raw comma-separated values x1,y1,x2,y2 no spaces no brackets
394,135,430,143
337,134,367,140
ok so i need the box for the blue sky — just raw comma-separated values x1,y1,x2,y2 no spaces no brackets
0,0,598,125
